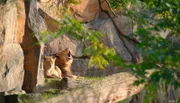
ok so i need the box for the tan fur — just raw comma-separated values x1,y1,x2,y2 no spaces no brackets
44,56,62,79
55,48,77,79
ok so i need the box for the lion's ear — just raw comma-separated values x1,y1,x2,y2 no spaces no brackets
64,48,69,53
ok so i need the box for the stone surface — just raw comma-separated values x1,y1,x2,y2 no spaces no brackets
100,0,115,17
0,44,24,92
21,0,45,93
71,59,126,77
39,0,63,20
112,14,133,38
0,1,25,92
40,0,100,22
41,72,144,103
44,35,84,56
87,18,132,62
120,36,143,63
15,0,26,43
67,0,100,22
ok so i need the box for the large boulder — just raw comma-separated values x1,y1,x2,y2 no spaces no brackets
21,0,45,93
112,14,133,38
0,0,25,92
44,35,84,56
39,0,100,22
87,18,132,62
39,0,63,20
67,0,100,22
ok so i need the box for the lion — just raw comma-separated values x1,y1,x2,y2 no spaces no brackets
44,56,62,79
55,48,77,79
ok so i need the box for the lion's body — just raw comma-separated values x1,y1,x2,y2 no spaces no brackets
44,56,62,78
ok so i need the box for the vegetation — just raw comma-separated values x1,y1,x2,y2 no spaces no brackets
0,0,7,4
19,89,60,103
109,0,180,102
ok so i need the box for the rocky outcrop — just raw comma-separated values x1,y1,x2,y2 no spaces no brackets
0,1,25,92
21,0,45,93
40,0,100,22
67,0,100,22
112,14,133,38
44,35,84,56
19,72,144,103
87,18,132,62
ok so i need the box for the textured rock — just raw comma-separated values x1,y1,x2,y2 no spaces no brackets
0,44,24,92
87,18,132,62
112,14,133,38
44,35,84,56
120,36,143,63
40,0,100,22
100,0,134,38
100,0,115,17
67,0,100,22
71,59,126,77
71,18,133,76
21,0,45,93
41,72,144,103
0,1,25,92
39,0,63,20
15,0,26,43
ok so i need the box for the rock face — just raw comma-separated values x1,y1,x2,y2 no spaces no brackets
112,14,133,38
44,35,84,56
21,0,45,93
0,1,25,92
87,18,132,62
67,0,100,22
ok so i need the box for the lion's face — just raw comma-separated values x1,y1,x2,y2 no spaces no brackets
55,48,73,67
44,56,56,67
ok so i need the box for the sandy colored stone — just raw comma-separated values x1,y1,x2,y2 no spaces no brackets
67,0,100,22
0,1,25,92
15,0,26,43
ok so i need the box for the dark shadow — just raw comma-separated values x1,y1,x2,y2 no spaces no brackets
5,95,18,103
0,0,7,5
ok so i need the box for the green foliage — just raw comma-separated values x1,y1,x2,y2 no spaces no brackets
0,0,7,4
109,0,180,86
19,94,34,103
83,76,104,80
143,84,157,103
42,89,59,100
66,0,80,4
110,0,180,102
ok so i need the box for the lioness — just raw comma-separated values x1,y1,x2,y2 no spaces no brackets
55,48,77,79
44,56,62,79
